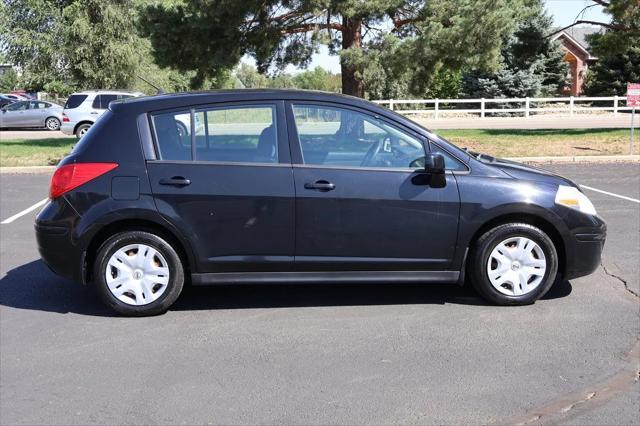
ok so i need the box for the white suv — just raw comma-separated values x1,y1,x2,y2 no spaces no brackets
61,90,143,138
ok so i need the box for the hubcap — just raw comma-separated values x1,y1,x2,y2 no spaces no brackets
105,244,170,306
79,127,89,136
487,236,547,296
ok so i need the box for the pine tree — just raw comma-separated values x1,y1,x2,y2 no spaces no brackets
462,0,567,99
139,0,524,97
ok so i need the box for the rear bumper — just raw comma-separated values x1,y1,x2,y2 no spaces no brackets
564,219,607,280
35,199,85,283
60,122,74,135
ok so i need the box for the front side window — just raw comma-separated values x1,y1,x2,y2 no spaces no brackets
430,142,468,171
152,104,278,163
292,104,425,169
6,101,29,111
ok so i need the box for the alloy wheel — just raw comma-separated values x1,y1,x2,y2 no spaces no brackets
46,118,60,130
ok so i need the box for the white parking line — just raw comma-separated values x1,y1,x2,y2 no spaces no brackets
580,185,640,204
1,198,49,224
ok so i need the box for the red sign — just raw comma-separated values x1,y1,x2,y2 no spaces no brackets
628,83,640,108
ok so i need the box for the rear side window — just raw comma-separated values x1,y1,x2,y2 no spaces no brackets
152,112,193,161
152,105,278,163
64,95,87,109
92,94,119,110
29,101,49,109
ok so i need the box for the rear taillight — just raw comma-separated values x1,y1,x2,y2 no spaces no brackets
49,163,118,199
62,113,70,122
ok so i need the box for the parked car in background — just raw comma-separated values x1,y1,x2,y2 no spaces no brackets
1,93,31,101
0,100,63,130
61,90,143,138
0,95,16,108
35,90,605,316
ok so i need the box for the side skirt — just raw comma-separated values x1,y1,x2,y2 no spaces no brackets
191,271,460,286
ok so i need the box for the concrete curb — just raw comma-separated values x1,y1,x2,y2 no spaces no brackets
0,155,638,174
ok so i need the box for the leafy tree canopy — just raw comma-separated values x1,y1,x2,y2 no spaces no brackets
0,0,209,95
139,0,525,97
553,0,640,56
234,63,340,92
577,1,640,96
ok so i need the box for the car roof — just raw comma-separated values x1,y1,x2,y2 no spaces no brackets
72,90,143,96
110,89,384,114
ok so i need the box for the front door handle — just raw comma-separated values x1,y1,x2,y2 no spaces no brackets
159,176,191,186
304,180,335,191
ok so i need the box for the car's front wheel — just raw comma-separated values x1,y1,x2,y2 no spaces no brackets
93,231,185,316
468,223,558,305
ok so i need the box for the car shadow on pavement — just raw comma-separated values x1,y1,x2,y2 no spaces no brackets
0,260,573,316
0,260,114,316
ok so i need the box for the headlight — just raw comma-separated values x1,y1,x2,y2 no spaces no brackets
555,185,597,216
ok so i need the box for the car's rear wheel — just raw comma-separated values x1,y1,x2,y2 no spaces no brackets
45,117,60,131
468,223,558,305
75,123,92,139
93,231,184,316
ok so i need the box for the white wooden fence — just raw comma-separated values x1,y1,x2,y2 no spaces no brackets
372,96,634,118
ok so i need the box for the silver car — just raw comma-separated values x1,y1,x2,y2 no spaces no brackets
61,90,142,138
0,100,63,130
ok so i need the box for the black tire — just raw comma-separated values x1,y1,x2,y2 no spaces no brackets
93,231,185,316
75,123,92,139
468,223,558,306
175,121,188,138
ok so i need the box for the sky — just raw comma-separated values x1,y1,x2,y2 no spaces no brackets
244,0,611,74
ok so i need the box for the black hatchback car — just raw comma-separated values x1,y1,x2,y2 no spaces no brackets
35,90,606,316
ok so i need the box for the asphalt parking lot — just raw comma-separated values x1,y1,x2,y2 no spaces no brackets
0,163,638,425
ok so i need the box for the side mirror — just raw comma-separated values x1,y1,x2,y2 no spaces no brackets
424,153,445,174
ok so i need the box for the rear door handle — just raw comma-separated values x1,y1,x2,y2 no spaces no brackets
159,177,191,186
304,180,335,191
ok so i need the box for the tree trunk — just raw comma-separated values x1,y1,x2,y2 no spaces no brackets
340,17,364,98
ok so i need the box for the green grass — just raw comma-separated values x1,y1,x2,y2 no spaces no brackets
0,137,76,167
435,128,637,157
0,128,637,167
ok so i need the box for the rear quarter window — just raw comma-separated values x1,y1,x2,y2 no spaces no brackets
92,94,119,110
70,110,115,155
64,95,88,109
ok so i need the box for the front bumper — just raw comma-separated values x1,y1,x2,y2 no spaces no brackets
564,218,607,280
